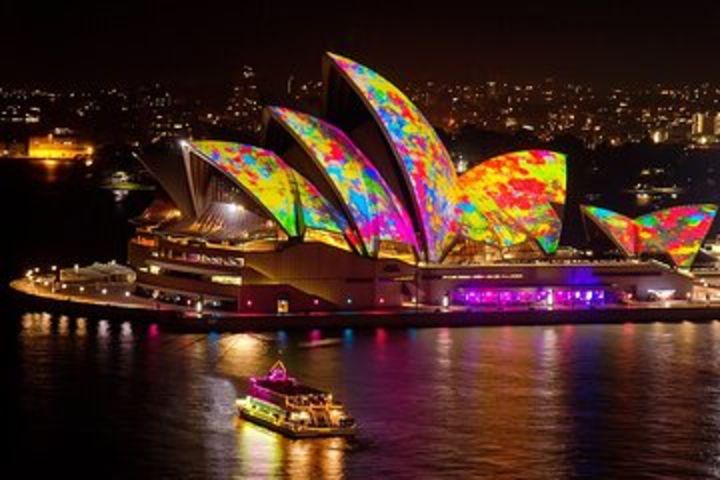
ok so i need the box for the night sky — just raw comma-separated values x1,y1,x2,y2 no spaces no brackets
3,1,720,90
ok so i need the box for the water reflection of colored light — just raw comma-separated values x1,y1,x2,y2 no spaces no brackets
276,330,288,348
343,328,354,344
236,421,282,478
21,313,32,330
98,320,109,338
407,328,418,341
232,334,262,355
541,329,558,367
75,317,87,337
439,327,451,341
537,327,563,433
287,441,312,478
623,322,635,336
437,328,452,368
58,315,69,335
36,158,63,182
121,321,132,339
239,423,348,479
375,328,387,345
500,325,515,349
320,438,345,477
287,436,346,478
204,332,220,363
310,329,322,342
148,323,159,338
680,321,696,346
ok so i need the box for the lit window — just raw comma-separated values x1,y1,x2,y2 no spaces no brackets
210,275,242,286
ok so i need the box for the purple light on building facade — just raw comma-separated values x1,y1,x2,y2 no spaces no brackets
452,286,607,307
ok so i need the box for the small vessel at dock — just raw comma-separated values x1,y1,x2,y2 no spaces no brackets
237,361,356,438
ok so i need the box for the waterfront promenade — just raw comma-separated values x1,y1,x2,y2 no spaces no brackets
11,277,720,333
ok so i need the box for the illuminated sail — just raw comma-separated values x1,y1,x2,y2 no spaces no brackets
268,107,417,256
188,141,299,236
635,204,717,268
582,204,718,268
327,52,459,262
458,150,566,253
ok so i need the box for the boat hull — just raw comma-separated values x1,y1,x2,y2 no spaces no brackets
238,406,356,438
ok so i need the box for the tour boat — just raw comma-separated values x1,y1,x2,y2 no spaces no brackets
237,361,356,438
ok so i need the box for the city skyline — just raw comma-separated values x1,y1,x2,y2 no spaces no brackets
6,73,720,151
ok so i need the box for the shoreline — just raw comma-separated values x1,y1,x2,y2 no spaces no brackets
9,278,720,333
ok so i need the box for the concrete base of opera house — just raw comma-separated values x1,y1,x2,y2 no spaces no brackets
125,239,701,312
10,277,720,333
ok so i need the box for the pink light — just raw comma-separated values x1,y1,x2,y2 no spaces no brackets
313,298,319,306
268,371,284,381
379,297,385,304
623,322,635,336
246,300,253,307
268,364,288,382
149,324,159,338
375,327,387,345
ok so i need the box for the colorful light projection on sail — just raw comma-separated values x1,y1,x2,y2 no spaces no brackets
582,204,718,268
268,106,417,257
635,204,717,268
457,150,567,253
187,141,299,237
327,52,459,262
581,205,638,256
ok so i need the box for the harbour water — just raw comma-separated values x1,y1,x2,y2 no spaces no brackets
5,160,720,478
5,317,720,478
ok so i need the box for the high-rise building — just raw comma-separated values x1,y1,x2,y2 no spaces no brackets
713,113,720,136
692,112,709,136
222,65,262,133
135,84,192,142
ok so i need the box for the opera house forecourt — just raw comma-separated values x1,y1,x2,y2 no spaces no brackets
108,52,719,316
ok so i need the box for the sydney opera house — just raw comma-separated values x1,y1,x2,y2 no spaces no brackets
127,53,717,313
